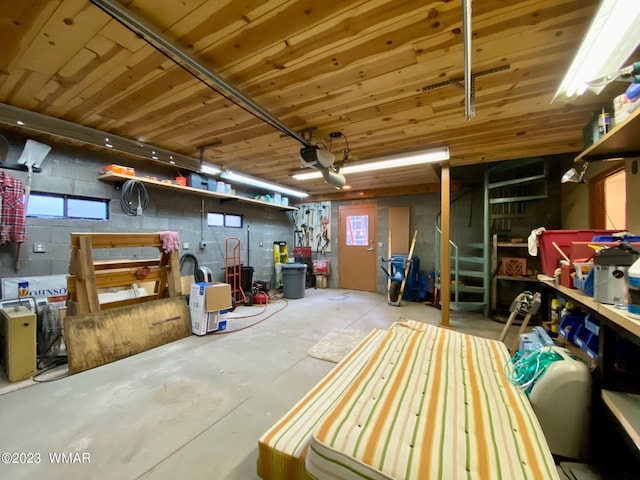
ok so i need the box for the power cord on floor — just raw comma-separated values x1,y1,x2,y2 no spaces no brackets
209,297,289,335
33,359,69,383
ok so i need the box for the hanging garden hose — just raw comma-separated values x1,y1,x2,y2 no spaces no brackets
504,347,563,395
120,179,149,215
180,253,200,281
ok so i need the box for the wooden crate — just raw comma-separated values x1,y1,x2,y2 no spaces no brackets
499,257,527,276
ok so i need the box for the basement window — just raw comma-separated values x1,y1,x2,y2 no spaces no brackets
224,214,243,228
26,193,109,220
207,212,243,228
207,212,224,227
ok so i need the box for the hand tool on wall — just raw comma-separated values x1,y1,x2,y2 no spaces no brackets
14,139,52,270
300,224,307,247
587,61,640,88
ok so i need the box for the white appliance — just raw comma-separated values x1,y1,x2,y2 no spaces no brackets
528,346,592,460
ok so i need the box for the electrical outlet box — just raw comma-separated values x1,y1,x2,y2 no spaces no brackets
33,243,45,253
199,241,208,249
182,242,190,250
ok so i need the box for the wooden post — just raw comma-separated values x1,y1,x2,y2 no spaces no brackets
440,163,451,327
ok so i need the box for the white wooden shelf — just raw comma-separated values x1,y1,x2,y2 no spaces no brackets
491,235,540,313
494,275,539,282
541,279,640,454
98,173,298,211
602,390,640,451
540,279,640,339
576,106,640,162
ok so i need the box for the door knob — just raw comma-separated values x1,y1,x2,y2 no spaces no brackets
367,247,374,251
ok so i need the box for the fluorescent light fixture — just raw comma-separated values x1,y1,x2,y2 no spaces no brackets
553,0,640,101
200,162,221,175
221,169,308,198
292,147,450,180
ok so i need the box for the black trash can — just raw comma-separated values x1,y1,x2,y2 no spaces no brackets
282,263,307,299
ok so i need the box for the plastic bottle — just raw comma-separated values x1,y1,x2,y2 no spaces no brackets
628,257,640,319
550,299,562,333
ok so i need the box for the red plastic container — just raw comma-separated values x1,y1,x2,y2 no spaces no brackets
293,246,312,258
538,230,623,276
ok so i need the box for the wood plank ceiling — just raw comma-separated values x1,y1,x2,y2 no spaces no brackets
0,0,618,198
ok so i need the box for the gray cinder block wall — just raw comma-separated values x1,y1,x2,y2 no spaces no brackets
1,129,566,299
0,130,292,291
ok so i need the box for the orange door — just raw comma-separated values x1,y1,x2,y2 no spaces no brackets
338,203,377,291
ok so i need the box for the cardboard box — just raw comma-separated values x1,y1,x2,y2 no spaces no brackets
191,310,228,336
206,311,227,333
189,282,232,335
499,257,526,276
190,282,232,311
315,275,327,288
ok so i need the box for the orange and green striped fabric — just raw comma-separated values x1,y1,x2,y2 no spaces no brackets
306,320,558,480
257,328,386,480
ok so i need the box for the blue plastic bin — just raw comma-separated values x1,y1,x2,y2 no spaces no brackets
559,313,586,344
592,235,640,242
573,267,594,296
574,323,599,359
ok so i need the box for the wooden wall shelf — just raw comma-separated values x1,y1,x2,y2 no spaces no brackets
98,173,298,211
576,107,640,162
541,279,640,457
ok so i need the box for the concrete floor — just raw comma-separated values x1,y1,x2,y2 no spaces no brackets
0,289,515,480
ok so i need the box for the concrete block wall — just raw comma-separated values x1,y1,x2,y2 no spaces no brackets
2,129,566,300
0,130,292,293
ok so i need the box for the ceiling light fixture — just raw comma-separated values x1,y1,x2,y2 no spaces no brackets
321,168,347,189
552,0,640,101
292,147,450,180
561,162,589,183
221,170,308,199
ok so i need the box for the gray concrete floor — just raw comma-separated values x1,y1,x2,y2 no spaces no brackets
0,289,514,480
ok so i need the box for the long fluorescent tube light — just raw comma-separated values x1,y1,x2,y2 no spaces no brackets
221,170,308,198
553,0,640,101
200,163,221,175
292,147,450,180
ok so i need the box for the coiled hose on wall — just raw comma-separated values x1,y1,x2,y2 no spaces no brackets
120,179,149,215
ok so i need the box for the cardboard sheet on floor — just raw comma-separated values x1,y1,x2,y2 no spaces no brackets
63,296,191,374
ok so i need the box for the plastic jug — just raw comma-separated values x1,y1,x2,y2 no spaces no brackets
628,257,640,319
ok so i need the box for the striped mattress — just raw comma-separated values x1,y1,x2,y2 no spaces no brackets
257,328,386,480
305,320,559,480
